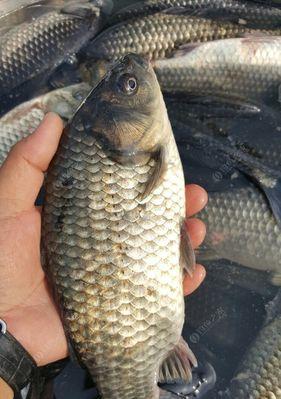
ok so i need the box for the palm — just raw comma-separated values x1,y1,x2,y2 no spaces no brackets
0,203,67,365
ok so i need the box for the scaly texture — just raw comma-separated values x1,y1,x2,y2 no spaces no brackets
42,54,190,399
43,133,185,398
110,0,281,29
0,84,89,165
88,13,280,61
197,186,281,285
155,36,281,103
228,316,281,398
0,4,99,95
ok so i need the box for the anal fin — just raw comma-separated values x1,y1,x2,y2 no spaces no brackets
159,337,197,384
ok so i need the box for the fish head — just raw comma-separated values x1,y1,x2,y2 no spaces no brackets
71,53,168,163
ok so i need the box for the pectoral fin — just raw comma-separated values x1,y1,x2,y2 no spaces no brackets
180,224,196,277
159,337,197,384
140,146,167,201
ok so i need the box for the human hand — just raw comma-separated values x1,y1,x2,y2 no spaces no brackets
0,113,207,367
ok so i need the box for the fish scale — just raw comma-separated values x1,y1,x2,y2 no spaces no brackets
0,84,89,165
197,185,281,285
227,316,281,398
0,6,99,95
109,0,281,29
155,36,281,103
43,130,186,399
88,13,281,61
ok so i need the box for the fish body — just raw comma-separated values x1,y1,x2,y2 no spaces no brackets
197,185,281,286
166,97,281,170
86,13,278,61
0,84,89,165
226,315,281,398
155,36,281,103
0,1,102,99
42,54,195,399
110,0,281,29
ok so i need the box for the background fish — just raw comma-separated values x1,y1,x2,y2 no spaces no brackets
0,1,106,114
86,12,280,61
155,36,281,105
109,0,281,29
197,183,281,286
225,313,281,398
42,54,196,399
0,83,89,165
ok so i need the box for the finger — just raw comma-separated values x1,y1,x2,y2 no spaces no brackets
185,218,206,249
0,113,63,216
183,264,206,296
186,184,208,217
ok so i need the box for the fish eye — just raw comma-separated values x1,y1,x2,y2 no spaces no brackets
117,74,138,95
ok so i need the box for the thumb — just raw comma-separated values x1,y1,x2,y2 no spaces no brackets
0,113,63,217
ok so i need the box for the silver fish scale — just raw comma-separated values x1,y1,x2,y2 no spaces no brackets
0,84,90,165
229,316,281,398
198,186,281,281
90,14,262,61
155,37,281,101
110,0,281,28
0,12,86,93
0,107,44,164
43,129,186,399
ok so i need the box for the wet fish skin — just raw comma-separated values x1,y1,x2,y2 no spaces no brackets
197,185,281,286
0,2,102,97
155,36,281,103
0,83,90,165
109,0,281,29
167,96,281,170
42,54,195,399
86,13,279,62
226,316,281,398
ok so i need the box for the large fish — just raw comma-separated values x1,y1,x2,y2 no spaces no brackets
109,0,281,29
0,0,108,112
86,12,280,62
42,54,196,399
155,36,281,105
0,84,90,165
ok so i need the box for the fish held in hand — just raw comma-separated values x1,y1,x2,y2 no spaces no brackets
42,54,196,399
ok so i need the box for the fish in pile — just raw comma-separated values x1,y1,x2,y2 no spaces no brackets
0,0,109,112
42,54,196,399
0,0,281,398
0,83,90,165
155,36,281,105
86,11,281,61
225,314,281,398
110,0,281,29
169,102,281,286
166,96,281,169
197,183,281,286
